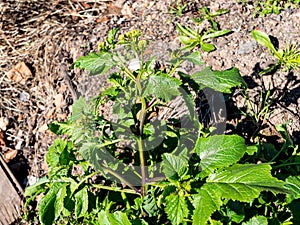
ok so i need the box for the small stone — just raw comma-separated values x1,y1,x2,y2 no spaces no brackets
238,41,257,55
0,117,9,131
18,91,30,102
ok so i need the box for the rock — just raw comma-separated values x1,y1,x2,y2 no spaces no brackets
238,41,257,55
0,117,9,131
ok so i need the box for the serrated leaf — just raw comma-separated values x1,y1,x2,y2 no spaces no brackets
193,164,286,225
166,193,189,225
242,216,268,225
182,51,204,65
207,164,286,200
251,30,278,56
54,183,67,220
192,185,223,225
38,182,64,225
192,67,245,93
195,134,248,173
75,186,89,218
74,52,115,75
162,153,188,179
143,74,182,101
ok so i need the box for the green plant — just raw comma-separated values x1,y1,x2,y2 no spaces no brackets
168,0,191,17
192,6,229,31
252,30,300,74
24,29,300,225
237,0,300,17
176,22,231,52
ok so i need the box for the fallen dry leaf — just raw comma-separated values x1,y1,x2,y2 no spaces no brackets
3,149,18,163
6,62,32,84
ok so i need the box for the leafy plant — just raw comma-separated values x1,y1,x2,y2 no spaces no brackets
168,0,191,17
237,0,300,17
192,6,229,31
24,29,300,225
252,30,300,74
176,22,231,52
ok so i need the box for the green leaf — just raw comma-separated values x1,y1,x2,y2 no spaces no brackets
176,23,197,39
200,42,216,52
54,183,67,221
285,176,300,202
165,193,189,225
251,30,279,57
143,74,182,101
162,153,188,179
202,30,232,40
192,67,245,93
207,164,286,200
178,35,194,45
107,28,119,45
193,164,286,225
24,176,49,197
38,182,64,225
195,134,248,173
74,52,115,75
75,186,89,218
182,51,204,65
242,216,268,225
107,211,132,225
192,185,223,225
97,211,111,225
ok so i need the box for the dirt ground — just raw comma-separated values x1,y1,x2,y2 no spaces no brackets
0,0,299,222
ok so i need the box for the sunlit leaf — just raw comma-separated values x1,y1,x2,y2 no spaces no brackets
192,67,245,93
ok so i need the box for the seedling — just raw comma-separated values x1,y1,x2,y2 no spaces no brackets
176,22,231,52
252,30,300,74
168,0,191,17
192,6,229,31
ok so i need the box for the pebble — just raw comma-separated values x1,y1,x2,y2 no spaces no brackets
18,91,30,102
238,41,257,55
0,117,9,131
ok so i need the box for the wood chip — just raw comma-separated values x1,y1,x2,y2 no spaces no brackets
3,149,18,163
6,62,32,84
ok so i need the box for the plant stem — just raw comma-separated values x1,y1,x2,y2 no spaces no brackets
137,137,147,195
92,184,141,195
103,167,139,193
273,162,300,169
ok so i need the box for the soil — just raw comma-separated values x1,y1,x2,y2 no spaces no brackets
0,0,299,223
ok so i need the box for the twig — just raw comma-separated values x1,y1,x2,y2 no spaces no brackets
59,65,80,101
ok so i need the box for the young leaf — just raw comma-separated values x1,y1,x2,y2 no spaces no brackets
38,182,64,225
251,30,279,57
75,186,89,218
192,67,245,93
24,176,49,197
182,51,204,65
165,193,189,225
192,185,223,225
54,183,67,221
200,42,216,52
195,134,248,173
143,74,182,101
162,153,188,179
202,30,232,40
242,216,268,225
74,52,115,75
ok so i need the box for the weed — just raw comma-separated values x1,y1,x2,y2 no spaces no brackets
252,30,300,74
24,29,300,225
